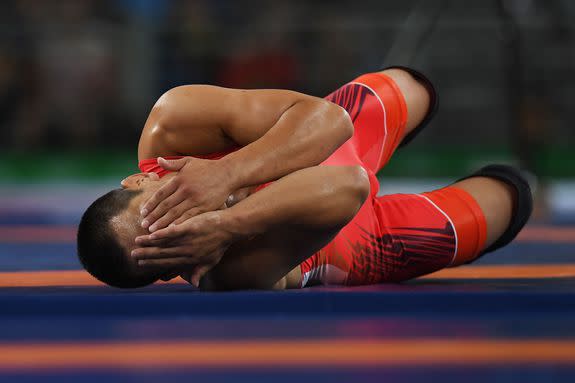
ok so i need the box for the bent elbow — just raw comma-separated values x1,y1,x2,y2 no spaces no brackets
346,165,370,206
329,102,354,141
334,166,370,222
339,106,355,140
314,99,354,143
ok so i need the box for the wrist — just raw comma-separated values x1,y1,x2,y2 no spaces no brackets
219,205,260,242
217,154,244,191
220,147,264,190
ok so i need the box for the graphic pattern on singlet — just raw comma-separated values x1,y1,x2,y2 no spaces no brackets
325,83,374,123
140,73,484,287
345,223,455,285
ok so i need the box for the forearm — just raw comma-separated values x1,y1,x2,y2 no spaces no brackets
136,87,357,232
222,100,353,190
221,165,369,241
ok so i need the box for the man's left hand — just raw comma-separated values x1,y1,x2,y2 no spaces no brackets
132,211,232,287
140,157,235,232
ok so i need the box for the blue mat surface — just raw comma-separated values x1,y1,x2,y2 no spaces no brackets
0,189,573,383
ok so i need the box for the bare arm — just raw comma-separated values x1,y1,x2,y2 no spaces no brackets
223,165,369,236
139,85,354,231
139,85,353,174
133,165,370,288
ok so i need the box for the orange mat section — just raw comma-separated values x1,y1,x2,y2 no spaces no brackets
421,264,575,280
0,270,174,287
0,264,574,288
1,225,575,243
0,339,574,369
518,226,575,243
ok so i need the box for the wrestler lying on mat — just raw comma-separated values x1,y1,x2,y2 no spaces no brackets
77,67,533,290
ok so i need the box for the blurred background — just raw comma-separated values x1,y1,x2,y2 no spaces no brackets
1,3,574,380
1,0,574,224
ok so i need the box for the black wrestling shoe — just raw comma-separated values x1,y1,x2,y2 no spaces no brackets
382,66,439,148
457,164,534,259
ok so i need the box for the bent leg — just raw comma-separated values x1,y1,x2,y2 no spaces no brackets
345,166,531,284
204,165,531,289
325,68,433,174
382,68,431,141
436,177,515,254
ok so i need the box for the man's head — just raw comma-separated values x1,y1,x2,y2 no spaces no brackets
77,172,173,288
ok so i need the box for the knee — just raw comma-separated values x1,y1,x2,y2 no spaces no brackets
380,68,430,130
381,69,429,103
453,165,533,253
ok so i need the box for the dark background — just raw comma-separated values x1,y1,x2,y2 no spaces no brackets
0,0,573,180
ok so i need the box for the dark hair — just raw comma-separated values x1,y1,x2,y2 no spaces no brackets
77,188,160,288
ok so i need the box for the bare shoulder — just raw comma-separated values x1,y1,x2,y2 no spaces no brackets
137,84,324,160
155,84,236,105
138,85,239,160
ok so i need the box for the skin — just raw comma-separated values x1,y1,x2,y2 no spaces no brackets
137,85,354,232
452,176,515,245
118,68,515,289
136,69,430,232
122,165,369,289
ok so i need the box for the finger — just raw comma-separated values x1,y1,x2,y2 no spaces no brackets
131,246,181,260
137,257,199,269
134,234,176,248
134,235,165,247
140,178,179,219
191,263,215,288
134,225,183,247
158,157,189,171
150,223,187,240
148,199,194,232
172,208,202,225
143,191,187,231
